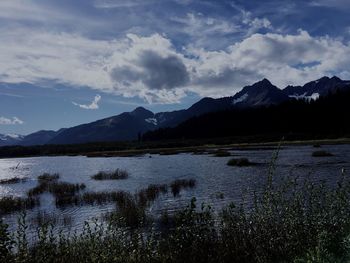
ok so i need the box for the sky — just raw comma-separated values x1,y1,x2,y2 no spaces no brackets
1,0,350,135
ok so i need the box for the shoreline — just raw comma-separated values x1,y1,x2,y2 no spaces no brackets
1,137,349,159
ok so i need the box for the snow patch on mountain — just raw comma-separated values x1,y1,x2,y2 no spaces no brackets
145,118,158,125
289,93,319,101
233,93,248,105
0,133,24,142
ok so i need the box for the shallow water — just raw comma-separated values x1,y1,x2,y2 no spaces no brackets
1,144,350,233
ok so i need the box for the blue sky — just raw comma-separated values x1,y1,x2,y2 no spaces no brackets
1,0,350,135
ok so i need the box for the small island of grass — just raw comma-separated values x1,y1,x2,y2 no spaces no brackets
91,169,129,180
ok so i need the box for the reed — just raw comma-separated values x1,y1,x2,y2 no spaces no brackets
91,169,129,180
0,196,39,215
0,177,27,184
170,179,196,197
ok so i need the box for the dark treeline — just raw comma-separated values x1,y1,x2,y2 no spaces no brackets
143,89,350,141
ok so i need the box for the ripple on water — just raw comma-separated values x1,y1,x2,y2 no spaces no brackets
0,144,349,234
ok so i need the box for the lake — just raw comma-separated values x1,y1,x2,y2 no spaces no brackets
1,144,350,233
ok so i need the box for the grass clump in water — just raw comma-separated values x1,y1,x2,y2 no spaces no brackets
312,150,334,157
27,173,86,207
0,177,27,185
0,196,39,215
213,150,231,157
38,173,60,182
170,179,196,197
137,184,168,207
91,169,129,180
227,157,254,167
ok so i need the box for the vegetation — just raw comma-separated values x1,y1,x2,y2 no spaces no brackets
213,150,231,157
312,150,334,157
0,177,27,184
227,157,254,167
170,179,196,197
38,173,60,182
91,169,129,180
0,196,39,215
27,174,86,207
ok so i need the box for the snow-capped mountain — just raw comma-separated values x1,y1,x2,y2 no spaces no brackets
231,78,289,107
284,76,350,99
1,76,349,146
0,133,24,146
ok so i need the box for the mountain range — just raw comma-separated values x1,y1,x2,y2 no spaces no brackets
1,76,349,146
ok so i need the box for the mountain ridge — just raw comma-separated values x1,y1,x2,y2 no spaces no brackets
2,76,349,146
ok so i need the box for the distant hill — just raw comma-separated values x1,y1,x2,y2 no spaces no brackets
2,76,349,146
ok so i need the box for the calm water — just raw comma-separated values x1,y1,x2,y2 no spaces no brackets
1,144,350,232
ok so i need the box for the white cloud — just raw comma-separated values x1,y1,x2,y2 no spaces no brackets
187,30,350,97
0,116,24,125
73,95,102,110
309,0,350,9
1,26,350,103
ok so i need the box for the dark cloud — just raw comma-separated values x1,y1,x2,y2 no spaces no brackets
140,51,189,90
111,50,189,90
193,67,262,89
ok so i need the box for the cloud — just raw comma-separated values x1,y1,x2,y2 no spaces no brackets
111,50,189,90
0,116,24,125
94,0,158,8
1,26,350,103
186,30,350,97
309,0,350,9
73,94,101,110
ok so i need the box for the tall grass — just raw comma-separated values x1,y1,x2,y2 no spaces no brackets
170,179,196,197
0,196,40,215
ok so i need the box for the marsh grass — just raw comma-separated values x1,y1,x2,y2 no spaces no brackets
312,150,334,157
38,173,60,182
213,150,231,157
92,169,129,180
30,211,73,227
170,179,196,197
0,196,39,215
137,184,168,207
227,157,254,167
27,174,86,208
0,177,27,184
